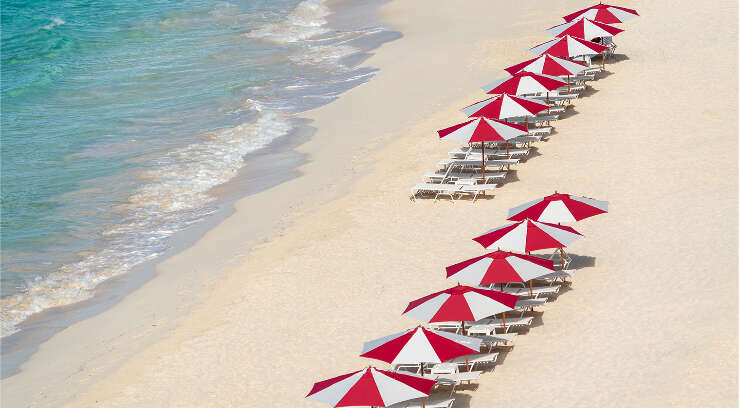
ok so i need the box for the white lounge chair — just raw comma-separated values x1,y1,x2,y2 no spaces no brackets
423,171,506,184
428,371,482,385
410,183,463,202
537,269,577,283
478,316,535,333
447,352,499,371
458,184,498,203
388,397,455,408
502,284,561,298
449,147,530,159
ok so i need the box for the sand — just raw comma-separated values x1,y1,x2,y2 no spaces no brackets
3,0,737,407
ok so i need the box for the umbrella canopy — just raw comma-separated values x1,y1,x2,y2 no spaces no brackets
529,35,608,58
437,117,528,143
402,285,519,323
446,250,555,285
473,218,582,251
547,18,624,40
306,367,436,407
563,3,639,24
482,71,567,95
360,326,481,365
507,193,609,223
461,94,550,119
504,54,589,76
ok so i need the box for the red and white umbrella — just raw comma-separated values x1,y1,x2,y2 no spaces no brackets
461,93,550,120
482,71,567,96
473,218,582,252
504,54,589,76
360,326,481,366
403,285,518,324
547,18,623,40
437,117,528,174
529,35,608,60
306,367,435,407
563,3,639,24
446,250,555,287
507,192,609,223
437,117,527,143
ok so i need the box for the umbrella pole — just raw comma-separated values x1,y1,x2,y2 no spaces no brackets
506,142,509,159
546,92,550,114
501,312,507,332
420,362,424,376
529,280,533,297
422,398,426,408
602,51,605,70
560,247,566,270
481,143,486,185
461,321,465,335
465,355,470,372
567,74,570,93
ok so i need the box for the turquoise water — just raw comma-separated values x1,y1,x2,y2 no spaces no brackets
1,0,390,336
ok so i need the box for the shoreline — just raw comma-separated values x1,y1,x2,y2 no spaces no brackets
3,0,737,407
1,0,398,380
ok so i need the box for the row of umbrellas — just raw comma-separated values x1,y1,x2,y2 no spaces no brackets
306,3,636,407
432,6,636,189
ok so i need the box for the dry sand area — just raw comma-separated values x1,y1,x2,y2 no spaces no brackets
3,0,737,407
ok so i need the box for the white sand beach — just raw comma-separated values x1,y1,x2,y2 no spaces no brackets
3,0,737,407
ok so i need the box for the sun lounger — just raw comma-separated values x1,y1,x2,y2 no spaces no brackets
527,126,551,136
428,371,483,385
410,183,463,202
537,269,576,283
556,84,586,93
423,171,506,184
436,158,519,171
459,184,498,202
447,352,499,371
389,397,456,408
515,298,547,312
478,333,518,347
448,147,530,159
477,316,535,333
507,115,558,126
502,284,561,298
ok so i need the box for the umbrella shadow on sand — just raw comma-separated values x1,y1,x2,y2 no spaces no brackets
578,86,600,98
557,107,580,120
518,147,542,163
568,253,597,269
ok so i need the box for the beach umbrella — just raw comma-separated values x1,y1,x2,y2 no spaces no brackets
473,218,582,268
529,35,609,69
505,54,589,76
306,366,436,407
547,18,623,41
446,250,555,296
360,326,482,373
403,284,519,333
504,54,589,93
482,71,567,99
437,117,528,179
507,192,609,223
461,93,550,126
563,3,639,24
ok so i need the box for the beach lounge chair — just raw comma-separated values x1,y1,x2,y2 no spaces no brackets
478,333,518,347
389,397,456,408
458,183,498,203
502,284,561,298
527,126,552,136
477,316,535,333
436,158,519,172
537,269,576,283
423,171,506,184
428,371,482,385
448,147,530,159
447,352,499,371
410,183,463,202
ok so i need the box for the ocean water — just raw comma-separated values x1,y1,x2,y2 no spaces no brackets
1,0,394,337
